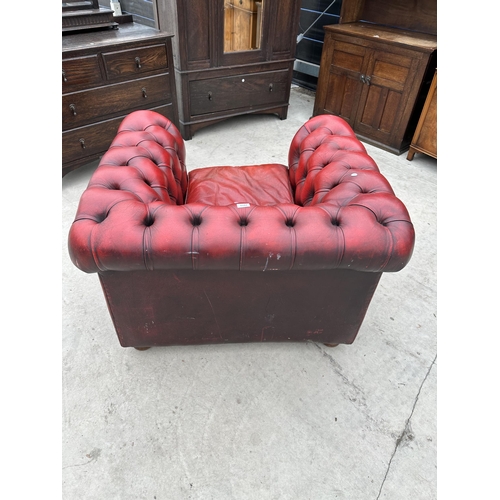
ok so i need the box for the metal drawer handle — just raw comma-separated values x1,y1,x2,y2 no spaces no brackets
269,83,273,92
360,74,371,86
142,87,147,98
79,138,86,149
135,57,142,69
69,104,77,116
208,91,213,101
62,69,67,82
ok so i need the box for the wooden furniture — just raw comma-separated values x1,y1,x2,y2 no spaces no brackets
154,0,302,140
313,0,437,154
62,0,117,33
62,23,178,177
68,112,415,349
407,70,437,161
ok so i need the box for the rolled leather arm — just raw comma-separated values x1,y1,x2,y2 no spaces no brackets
68,194,414,273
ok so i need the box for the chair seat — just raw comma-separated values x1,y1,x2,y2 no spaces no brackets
186,164,294,206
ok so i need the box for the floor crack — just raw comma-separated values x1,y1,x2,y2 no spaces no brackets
375,354,437,500
62,448,101,470
311,342,363,392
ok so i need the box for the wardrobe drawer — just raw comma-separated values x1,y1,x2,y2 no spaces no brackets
189,69,289,116
62,74,172,130
102,44,168,79
62,55,103,92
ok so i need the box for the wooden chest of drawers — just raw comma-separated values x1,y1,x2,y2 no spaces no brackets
62,23,178,176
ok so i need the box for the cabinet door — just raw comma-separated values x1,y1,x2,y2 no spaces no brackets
354,48,416,146
314,38,368,125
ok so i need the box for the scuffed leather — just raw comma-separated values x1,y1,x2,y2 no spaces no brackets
69,111,415,274
187,164,294,206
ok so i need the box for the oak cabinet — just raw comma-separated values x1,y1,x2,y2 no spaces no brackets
407,70,437,160
155,0,302,140
313,0,437,154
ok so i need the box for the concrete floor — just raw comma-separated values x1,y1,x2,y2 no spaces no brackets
62,86,437,499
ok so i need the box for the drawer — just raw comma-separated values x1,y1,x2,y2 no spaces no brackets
62,117,123,164
189,69,289,116
62,104,176,166
102,44,168,80
62,55,103,91
62,74,172,130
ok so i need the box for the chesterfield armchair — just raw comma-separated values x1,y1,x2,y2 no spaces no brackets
68,110,414,349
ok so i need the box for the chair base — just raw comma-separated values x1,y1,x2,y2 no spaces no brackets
99,268,381,348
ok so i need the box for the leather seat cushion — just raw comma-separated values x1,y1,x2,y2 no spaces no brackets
186,164,294,206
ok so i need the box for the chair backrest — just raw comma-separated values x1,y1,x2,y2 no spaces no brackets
93,110,188,205
288,114,383,206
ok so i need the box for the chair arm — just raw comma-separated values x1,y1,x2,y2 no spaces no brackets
68,195,414,274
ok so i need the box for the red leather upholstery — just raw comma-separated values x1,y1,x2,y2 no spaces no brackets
187,164,294,206
68,110,415,347
69,111,414,276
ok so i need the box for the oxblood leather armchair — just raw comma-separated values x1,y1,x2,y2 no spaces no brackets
68,110,414,349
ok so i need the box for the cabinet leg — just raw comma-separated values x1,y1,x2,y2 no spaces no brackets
323,343,339,347
279,106,289,120
179,123,192,141
134,346,151,351
406,147,416,161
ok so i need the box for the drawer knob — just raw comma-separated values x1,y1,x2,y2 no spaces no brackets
142,87,148,98
135,57,142,69
269,83,274,92
208,91,213,101
69,104,77,116
360,74,371,86
62,69,67,82
79,138,86,149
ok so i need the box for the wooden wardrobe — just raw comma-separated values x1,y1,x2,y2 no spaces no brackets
154,0,302,139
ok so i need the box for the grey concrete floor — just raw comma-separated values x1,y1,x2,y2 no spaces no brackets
62,86,437,499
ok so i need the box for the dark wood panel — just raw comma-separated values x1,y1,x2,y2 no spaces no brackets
339,0,436,35
183,0,211,67
270,1,301,56
102,43,168,79
63,74,171,130
361,0,436,35
189,70,289,116
62,55,103,91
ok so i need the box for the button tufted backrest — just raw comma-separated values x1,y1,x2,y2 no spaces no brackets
97,109,188,205
289,114,383,206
